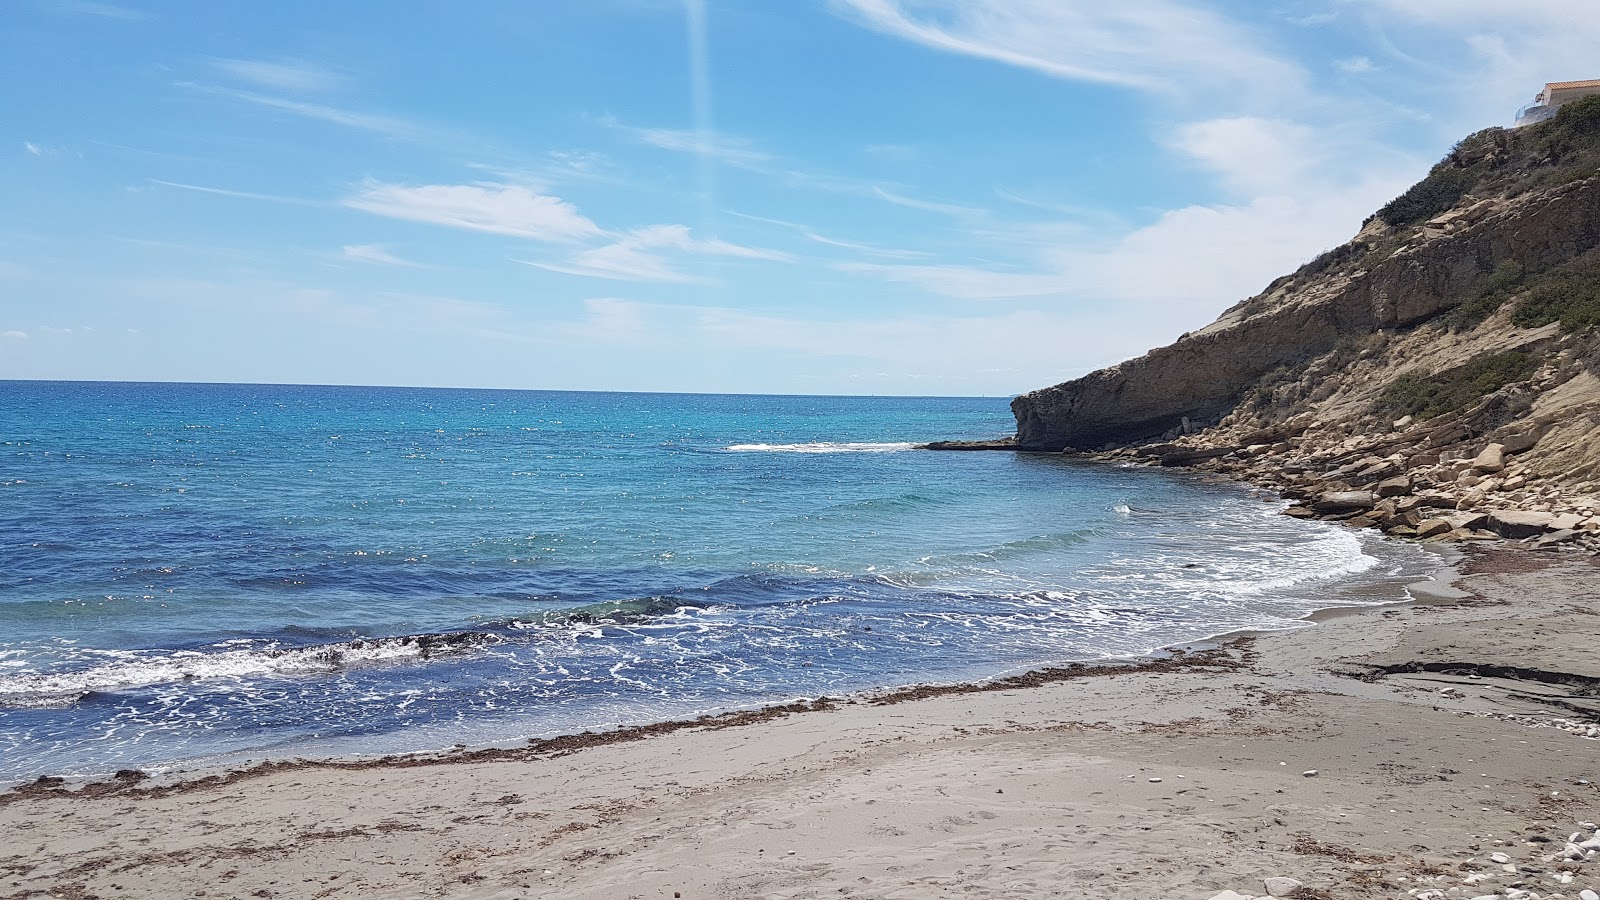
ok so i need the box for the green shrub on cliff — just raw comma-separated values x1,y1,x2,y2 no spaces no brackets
1510,249,1600,333
1444,261,1527,330
1373,95,1600,229
1375,350,1538,420
1374,165,1482,228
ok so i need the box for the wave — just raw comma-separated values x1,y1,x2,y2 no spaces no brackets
724,442,917,453
0,631,499,709
511,595,714,627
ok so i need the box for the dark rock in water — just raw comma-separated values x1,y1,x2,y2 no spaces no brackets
921,438,1018,451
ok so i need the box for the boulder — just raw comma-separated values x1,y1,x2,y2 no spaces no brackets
1472,443,1506,473
1489,510,1556,539
1445,512,1490,531
1533,529,1579,549
1500,430,1546,455
1312,490,1376,513
1374,475,1412,498
1414,518,1454,539
1550,513,1586,531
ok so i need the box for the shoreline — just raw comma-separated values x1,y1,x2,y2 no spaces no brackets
5,544,1599,898
2,500,1446,797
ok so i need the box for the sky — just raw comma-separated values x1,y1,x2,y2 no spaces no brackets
4,1,1600,396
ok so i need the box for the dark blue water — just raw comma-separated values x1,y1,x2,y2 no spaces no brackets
0,381,1436,782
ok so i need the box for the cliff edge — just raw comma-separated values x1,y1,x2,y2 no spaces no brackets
1012,97,1600,545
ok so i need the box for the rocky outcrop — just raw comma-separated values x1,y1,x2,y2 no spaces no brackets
1008,103,1600,553
1012,178,1600,451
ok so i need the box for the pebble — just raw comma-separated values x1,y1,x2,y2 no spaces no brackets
1149,777,1163,783
1581,890,1599,900
1301,770,1318,777
1491,852,1511,864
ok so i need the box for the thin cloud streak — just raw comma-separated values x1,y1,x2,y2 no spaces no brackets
183,83,419,139
345,182,603,242
151,179,323,206
212,58,346,93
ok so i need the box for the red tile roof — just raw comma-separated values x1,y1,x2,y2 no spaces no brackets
1547,79,1600,90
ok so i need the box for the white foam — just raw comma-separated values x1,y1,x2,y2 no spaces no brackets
724,442,917,454
0,638,467,705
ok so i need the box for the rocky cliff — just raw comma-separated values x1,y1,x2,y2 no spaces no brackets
1011,97,1600,547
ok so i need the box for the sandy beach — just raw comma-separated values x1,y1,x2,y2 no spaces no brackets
4,546,1599,900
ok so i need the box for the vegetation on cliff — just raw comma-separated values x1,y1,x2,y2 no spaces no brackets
1374,95,1600,228
1374,350,1538,421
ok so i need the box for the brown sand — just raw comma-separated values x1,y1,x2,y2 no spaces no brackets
4,547,1599,900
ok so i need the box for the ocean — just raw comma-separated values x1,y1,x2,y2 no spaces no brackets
0,381,1438,783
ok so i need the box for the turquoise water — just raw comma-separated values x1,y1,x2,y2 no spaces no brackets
0,381,1436,782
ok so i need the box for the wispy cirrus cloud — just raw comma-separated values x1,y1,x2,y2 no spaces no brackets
345,182,603,242
341,244,424,267
151,179,322,206
728,211,930,259
183,83,419,139
519,224,787,284
629,123,772,169
213,58,346,93
832,0,1306,102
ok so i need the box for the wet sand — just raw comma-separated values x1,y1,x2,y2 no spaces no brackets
4,547,1599,900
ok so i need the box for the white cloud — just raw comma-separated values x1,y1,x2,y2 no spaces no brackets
1170,116,1320,197
1336,56,1377,75
2,330,26,340
213,58,344,93
346,182,602,242
23,142,42,156
833,0,1306,102
341,244,422,267
520,224,788,283
631,124,772,169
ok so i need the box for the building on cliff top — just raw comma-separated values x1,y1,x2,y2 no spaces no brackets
1516,79,1600,126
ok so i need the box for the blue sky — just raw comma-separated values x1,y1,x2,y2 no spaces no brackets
4,1,1598,395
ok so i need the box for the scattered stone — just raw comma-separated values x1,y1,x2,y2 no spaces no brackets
1149,777,1163,783
1312,490,1376,513
1579,889,1598,900
1490,509,1557,539
1550,512,1586,530
1490,852,1511,864
1414,518,1454,539
1533,529,1579,549
1473,443,1507,473
1375,475,1413,497
1207,892,1255,900
1301,770,1318,777
1262,876,1303,897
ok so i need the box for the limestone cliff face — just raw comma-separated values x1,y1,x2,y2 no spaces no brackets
1012,178,1600,452
1012,98,1600,519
